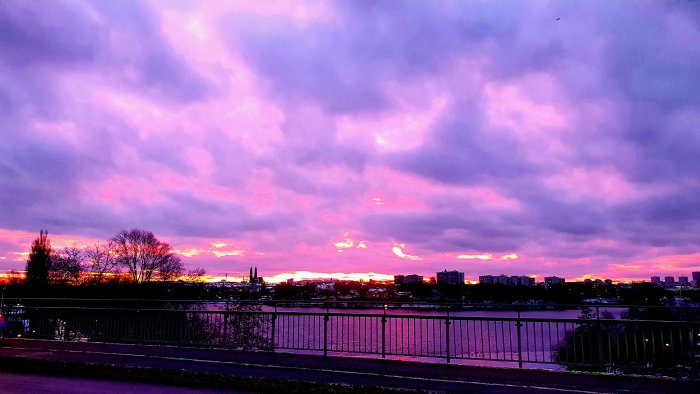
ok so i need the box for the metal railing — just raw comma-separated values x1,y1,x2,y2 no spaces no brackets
1,303,698,374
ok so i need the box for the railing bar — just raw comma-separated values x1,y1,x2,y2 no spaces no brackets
473,319,477,358
438,317,443,358
620,325,637,364
341,315,344,352
667,326,673,364
484,320,490,360
651,326,657,364
493,320,498,361
547,321,552,363
507,320,513,361
458,320,463,359
606,321,612,365
613,324,620,364
642,328,648,364
419,318,423,356
523,320,529,362
400,317,404,355
362,315,366,354
572,322,578,364
539,321,544,362
453,318,458,359
288,314,292,349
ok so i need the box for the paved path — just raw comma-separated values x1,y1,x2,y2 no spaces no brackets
0,339,694,393
0,371,243,394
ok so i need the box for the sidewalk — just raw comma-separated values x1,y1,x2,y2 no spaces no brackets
0,339,694,393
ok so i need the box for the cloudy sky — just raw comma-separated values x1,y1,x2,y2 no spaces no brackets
1,0,699,282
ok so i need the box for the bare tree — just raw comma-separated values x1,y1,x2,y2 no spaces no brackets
157,252,185,282
84,242,120,284
110,229,183,284
185,267,207,283
51,245,85,285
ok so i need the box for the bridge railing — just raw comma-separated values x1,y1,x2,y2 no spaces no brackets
1,304,698,375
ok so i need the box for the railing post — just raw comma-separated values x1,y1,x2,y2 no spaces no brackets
516,310,523,368
445,315,451,364
222,311,229,347
136,309,144,344
381,306,387,359
323,313,329,357
270,312,277,352
177,310,185,345
596,306,604,370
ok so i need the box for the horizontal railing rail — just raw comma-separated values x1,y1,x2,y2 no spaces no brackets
2,297,699,310
1,304,697,375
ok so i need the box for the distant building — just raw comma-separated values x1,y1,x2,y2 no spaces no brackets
510,275,535,286
692,272,700,288
650,276,661,286
679,276,689,287
544,276,565,289
249,266,264,285
664,276,675,287
479,274,534,286
436,269,464,285
405,274,423,284
394,274,423,285
367,288,387,298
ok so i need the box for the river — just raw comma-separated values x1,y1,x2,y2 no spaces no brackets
231,305,629,369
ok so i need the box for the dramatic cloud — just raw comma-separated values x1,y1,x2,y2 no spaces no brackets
1,1,699,281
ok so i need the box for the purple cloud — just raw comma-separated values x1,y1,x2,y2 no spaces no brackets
1,1,699,282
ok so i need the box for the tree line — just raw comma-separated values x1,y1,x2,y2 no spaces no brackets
24,229,203,286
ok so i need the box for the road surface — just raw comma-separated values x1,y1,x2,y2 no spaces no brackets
0,339,694,393
0,371,244,394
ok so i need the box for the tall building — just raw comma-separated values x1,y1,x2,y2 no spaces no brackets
479,275,494,285
650,276,661,285
436,269,465,285
544,276,565,289
679,276,689,286
405,274,423,284
692,272,700,288
664,276,675,287
394,275,405,285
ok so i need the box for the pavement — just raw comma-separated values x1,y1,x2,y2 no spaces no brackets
0,339,695,393
0,371,246,394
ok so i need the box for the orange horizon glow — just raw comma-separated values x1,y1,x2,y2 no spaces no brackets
0,270,663,285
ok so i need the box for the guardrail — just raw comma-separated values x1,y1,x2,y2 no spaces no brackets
2,297,699,310
1,303,698,375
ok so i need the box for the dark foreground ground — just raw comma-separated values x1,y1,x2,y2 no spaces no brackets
0,339,695,393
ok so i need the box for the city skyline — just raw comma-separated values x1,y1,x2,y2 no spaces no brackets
2,1,700,282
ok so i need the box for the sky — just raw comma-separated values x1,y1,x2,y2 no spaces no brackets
1,0,700,283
